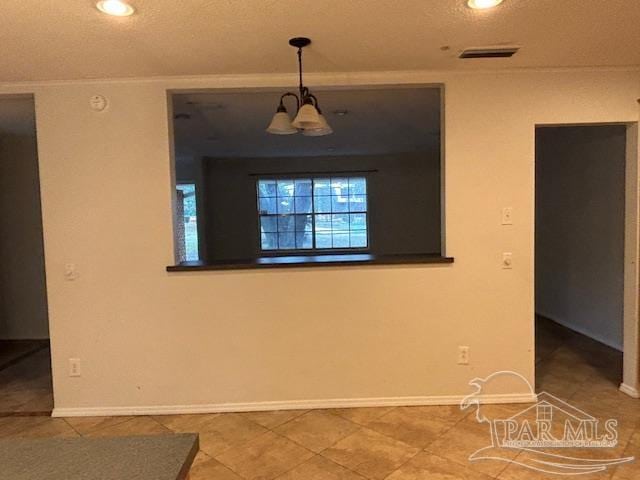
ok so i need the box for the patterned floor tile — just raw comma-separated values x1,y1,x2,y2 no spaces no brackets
215,431,314,480
275,410,360,453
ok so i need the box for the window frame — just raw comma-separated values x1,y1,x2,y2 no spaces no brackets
255,174,371,256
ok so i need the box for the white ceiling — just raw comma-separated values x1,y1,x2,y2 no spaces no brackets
0,97,36,136
0,1,639,82
172,87,441,162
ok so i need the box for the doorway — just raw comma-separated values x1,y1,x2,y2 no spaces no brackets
0,95,52,415
535,124,639,401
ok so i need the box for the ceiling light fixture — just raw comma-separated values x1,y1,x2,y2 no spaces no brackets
467,0,504,9
267,38,332,136
96,0,135,16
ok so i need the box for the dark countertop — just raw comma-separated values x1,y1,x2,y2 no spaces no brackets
0,434,199,480
167,253,454,271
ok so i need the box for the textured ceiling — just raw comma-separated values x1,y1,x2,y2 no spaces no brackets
172,87,441,163
1,1,639,82
0,97,36,136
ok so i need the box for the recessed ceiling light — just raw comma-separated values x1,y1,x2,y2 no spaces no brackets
96,0,135,16
467,0,504,9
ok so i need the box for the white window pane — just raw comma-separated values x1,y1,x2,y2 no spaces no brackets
294,214,312,233
350,213,367,230
349,195,367,212
332,233,350,248
258,180,277,197
296,232,313,249
277,215,295,232
261,232,277,250
295,196,312,213
349,177,367,195
314,196,331,213
277,179,294,197
260,216,277,232
277,198,294,214
315,214,331,232
278,232,295,249
315,233,332,249
313,178,331,195
350,231,367,248
331,195,349,213
331,214,349,230
331,178,348,194
259,198,277,215
294,179,312,196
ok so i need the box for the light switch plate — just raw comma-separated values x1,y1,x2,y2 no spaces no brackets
502,252,513,269
69,358,81,377
458,346,470,365
502,207,513,225
64,263,78,281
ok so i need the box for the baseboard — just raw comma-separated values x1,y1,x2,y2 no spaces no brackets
619,383,640,398
52,392,537,418
536,311,623,351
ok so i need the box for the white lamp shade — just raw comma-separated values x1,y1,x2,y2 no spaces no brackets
266,111,297,135
302,114,333,136
291,103,322,129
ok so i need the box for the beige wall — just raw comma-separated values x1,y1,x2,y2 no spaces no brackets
1,68,638,414
0,134,49,340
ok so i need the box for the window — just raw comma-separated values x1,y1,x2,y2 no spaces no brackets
176,184,199,261
257,177,368,252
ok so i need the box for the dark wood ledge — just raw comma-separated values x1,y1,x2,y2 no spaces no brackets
167,253,454,272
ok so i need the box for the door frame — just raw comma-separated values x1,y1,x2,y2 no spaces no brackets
535,122,640,398
621,123,639,397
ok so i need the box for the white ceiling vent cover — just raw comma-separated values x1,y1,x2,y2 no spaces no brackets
459,47,520,59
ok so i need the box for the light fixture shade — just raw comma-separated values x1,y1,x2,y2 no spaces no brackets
96,0,135,16
291,103,322,129
302,114,333,136
266,111,297,135
467,0,503,9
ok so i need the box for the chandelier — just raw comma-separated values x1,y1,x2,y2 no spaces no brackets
266,37,333,137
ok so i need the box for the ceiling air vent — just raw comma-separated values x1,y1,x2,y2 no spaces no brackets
459,47,519,59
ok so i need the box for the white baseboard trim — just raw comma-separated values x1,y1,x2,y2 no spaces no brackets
619,383,640,398
537,311,623,352
52,393,537,418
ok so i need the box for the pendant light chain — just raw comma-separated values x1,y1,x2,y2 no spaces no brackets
298,47,304,105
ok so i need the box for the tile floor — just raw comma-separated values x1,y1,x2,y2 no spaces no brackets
0,320,638,479
0,340,48,370
0,344,53,416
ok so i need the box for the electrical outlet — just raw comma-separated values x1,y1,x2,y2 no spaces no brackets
458,346,470,365
69,358,81,377
64,263,78,281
